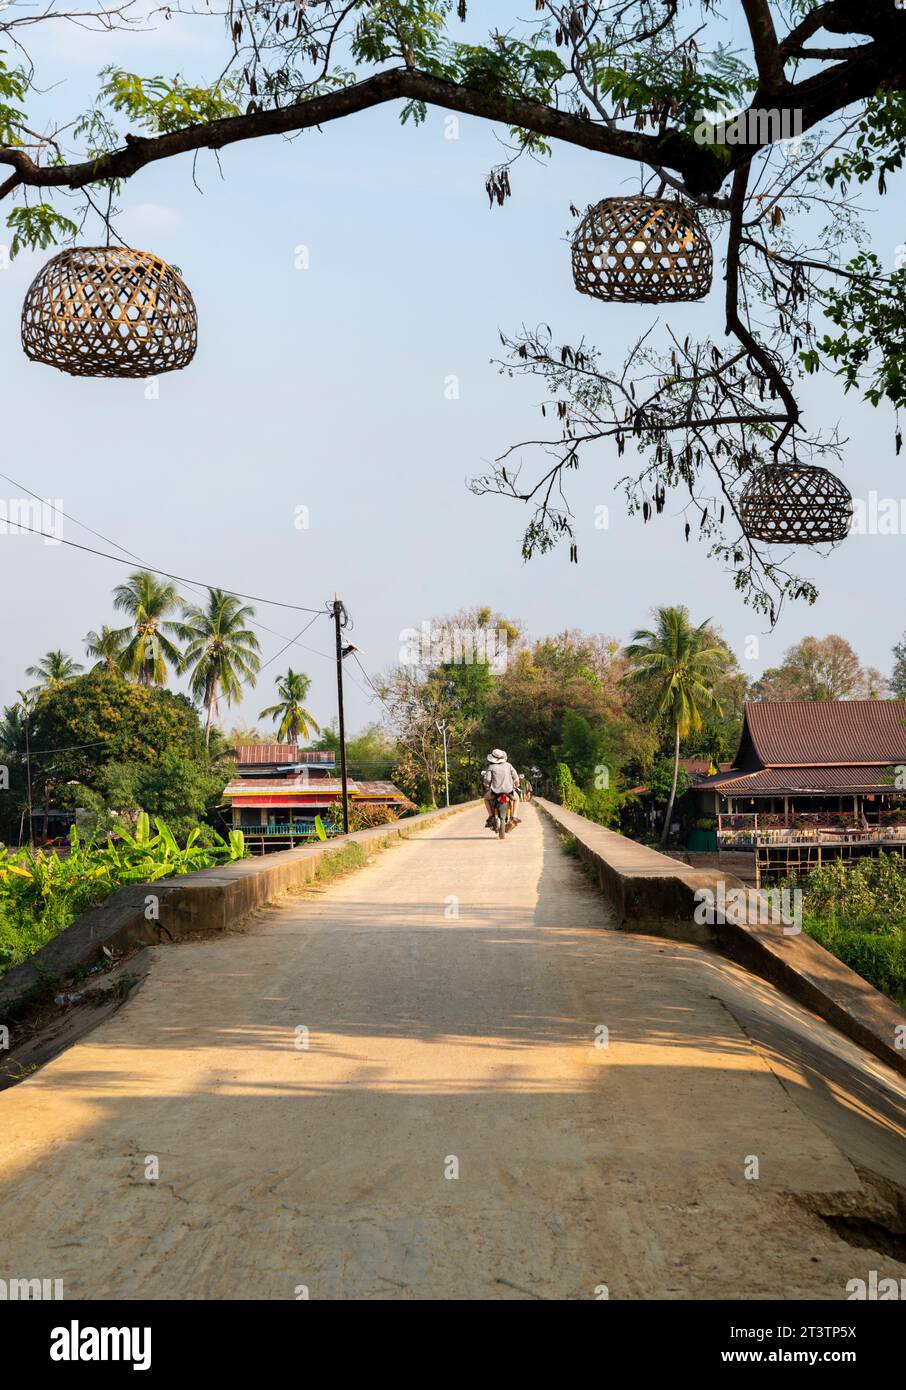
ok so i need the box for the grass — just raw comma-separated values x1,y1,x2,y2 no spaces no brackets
310,841,370,883
787,854,906,1009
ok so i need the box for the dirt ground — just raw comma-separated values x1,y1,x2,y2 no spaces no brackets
1,803,905,1300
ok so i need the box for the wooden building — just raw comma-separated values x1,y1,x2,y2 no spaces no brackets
223,743,413,845
694,701,906,882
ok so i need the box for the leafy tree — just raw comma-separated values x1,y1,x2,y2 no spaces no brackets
649,757,693,807
377,606,522,804
556,709,601,788
750,634,886,701
4,4,906,612
482,630,652,796
25,649,83,692
892,635,906,702
625,607,728,847
314,722,402,780
555,762,587,815
175,588,261,745
377,665,451,807
259,668,320,743
112,570,184,687
27,670,217,831
91,752,230,841
583,784,627,830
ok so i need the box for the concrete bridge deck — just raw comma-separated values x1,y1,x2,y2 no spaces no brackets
1,803,905,1300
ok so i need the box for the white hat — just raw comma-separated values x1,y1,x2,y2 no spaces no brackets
487,748,507,763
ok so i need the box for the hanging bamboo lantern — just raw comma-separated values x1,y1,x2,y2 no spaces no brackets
739,463,853,545
21,246,197,378
571,196,712,303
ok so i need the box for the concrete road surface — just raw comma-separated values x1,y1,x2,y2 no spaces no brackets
2,803,906,1300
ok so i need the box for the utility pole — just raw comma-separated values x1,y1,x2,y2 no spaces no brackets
331,598,350,835
18,690,33,849
436,719,450,808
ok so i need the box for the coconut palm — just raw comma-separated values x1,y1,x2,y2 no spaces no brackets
259,668,320,744
625,607,728,848
2,693,34,846
84,625,126,673
0,701,27,758
112,570,183,687
175,588,262,746
25,649,83,692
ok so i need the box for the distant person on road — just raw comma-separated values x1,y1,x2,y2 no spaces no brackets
522,777,533,802
481,749,521,828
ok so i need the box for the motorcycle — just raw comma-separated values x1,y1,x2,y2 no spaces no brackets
490,793,515,840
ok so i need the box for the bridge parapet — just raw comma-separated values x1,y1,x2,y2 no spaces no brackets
536,797,906,1080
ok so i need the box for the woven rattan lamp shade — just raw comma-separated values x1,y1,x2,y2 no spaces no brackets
572,196,712,303
740,463,853,545
21,246,197,377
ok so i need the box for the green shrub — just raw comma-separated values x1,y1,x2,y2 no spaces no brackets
0,814,246,975
788,854,906,1005
555,763,587,814
803,916,906,1007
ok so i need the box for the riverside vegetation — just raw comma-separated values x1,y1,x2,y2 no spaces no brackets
0,814,246,976
790,854,906,1008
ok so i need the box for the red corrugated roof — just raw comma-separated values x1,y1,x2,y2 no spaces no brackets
702,766,900,795
234,744,336,766
744,701,906,766
235,743,299,765
224,776,411,802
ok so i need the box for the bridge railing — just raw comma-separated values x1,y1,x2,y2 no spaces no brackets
718,810,906,847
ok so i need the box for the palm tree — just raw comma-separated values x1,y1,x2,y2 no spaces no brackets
25,649,83,692
0,701,27,758
625,607,728,848
4,691,35,846
175,588,262,746
259,668,320,744
112,570,183,687
84,625,126,673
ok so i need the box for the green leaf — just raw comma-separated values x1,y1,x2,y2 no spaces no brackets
5,205,79,259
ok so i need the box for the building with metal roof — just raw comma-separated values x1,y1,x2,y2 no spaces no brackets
693,702,906,870
224,744,414,845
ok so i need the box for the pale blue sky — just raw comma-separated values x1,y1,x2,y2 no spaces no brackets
1,5,902,733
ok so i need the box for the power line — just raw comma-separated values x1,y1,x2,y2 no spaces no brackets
23,740,109,757
257,610,325,673
2,517,325,614
0,471,149,568
351,651,394,714
0,475,336,669
0,472,336,670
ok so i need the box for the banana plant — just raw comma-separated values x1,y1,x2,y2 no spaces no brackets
0,816,247,975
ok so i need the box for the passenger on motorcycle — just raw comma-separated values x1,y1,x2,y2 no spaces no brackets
481,750,521,828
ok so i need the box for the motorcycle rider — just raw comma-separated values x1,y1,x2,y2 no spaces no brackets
481,749,521,828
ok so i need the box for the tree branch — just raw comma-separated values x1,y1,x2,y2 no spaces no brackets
0,66,726,199
725,165,799,454
741,0,785,93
